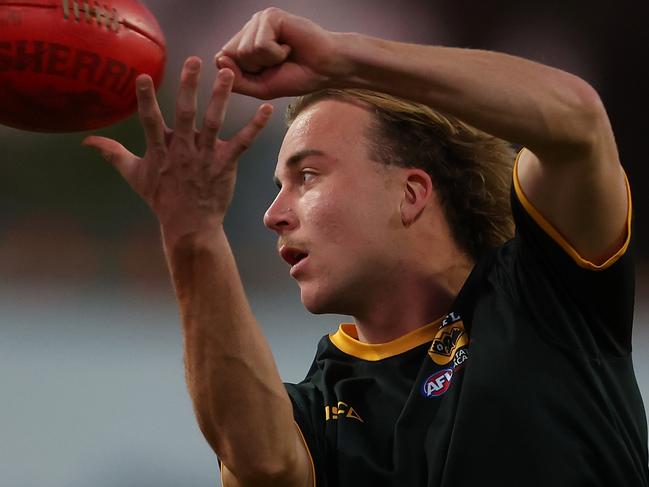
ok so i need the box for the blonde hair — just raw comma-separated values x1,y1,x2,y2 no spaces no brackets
286,89,516,261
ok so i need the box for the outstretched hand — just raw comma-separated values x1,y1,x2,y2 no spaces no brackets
83,57,273,243
215,7,350,99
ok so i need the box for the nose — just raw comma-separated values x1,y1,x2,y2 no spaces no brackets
263,191,298,233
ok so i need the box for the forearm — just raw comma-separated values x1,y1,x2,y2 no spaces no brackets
335,34,607,156
163,227,296,479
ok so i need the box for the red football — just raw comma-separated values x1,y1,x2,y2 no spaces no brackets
0,0,166,132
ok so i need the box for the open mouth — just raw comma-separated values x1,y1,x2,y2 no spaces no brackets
280,246,309,267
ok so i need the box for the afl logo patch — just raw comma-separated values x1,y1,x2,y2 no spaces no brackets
421,368,454,398
428,319,469,365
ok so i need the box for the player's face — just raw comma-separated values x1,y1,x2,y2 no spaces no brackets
264,99,405,315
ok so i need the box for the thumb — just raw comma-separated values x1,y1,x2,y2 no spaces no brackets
215,55,269,98
82,135,135,175
215,55,242,77
279,43,292,58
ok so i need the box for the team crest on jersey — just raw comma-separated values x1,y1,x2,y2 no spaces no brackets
421,312,469,398
428,312,469,365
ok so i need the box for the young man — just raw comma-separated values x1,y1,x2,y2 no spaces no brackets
84,8,648,487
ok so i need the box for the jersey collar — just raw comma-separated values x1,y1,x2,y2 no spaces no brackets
329,319,443,361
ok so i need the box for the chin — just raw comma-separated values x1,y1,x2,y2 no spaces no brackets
299,282,356,316
299,288,331,315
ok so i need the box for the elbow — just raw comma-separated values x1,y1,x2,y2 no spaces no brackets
553,76,610,154
224,447,300,485
217,417,302,485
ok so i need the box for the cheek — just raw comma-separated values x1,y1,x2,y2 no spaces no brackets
302,185,391,255
301,187,352,246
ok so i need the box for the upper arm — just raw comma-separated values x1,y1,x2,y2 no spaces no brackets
221,423,315,487
515,107,630,268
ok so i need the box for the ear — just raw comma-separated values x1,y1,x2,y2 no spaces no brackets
400,168,433,226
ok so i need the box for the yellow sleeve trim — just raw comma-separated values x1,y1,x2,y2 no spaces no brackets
513,149,632,271
295,421,317,487
219,422,316,487
329,319,443,361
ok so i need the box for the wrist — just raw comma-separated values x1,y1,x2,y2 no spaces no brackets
326,32,364,88
161,222,226,257
327,32,397,92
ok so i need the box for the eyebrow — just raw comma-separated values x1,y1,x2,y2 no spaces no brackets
273,149,326,188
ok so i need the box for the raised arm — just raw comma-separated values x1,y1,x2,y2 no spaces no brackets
339,39,628,265
218,8,628,265
83,58,312,487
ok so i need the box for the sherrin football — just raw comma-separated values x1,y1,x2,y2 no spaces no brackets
0,0,166,132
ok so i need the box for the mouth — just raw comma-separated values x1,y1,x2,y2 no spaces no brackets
279,246,309,267
279,246,310,277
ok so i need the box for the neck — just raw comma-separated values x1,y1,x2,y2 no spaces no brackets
353,257,474,344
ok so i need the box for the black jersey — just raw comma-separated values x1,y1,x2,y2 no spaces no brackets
285,162,648,487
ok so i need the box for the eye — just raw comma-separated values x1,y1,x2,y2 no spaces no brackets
300,169,317,183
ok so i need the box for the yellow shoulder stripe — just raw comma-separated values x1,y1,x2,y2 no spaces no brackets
512,149,632,271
